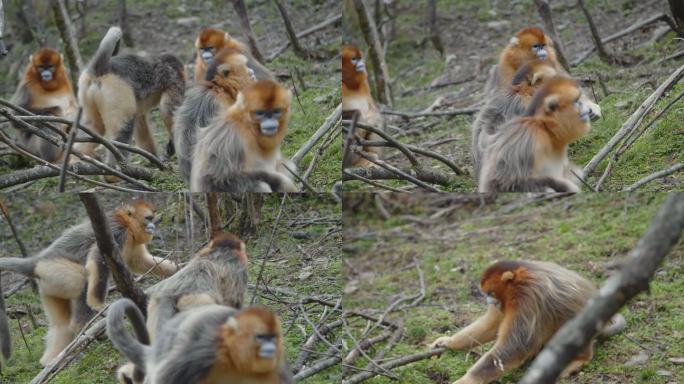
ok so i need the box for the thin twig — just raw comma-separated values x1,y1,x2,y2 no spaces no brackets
58,108,83,192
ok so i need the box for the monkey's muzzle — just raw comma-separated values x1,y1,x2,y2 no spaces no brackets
258,340,277,359
355,59,366,73
534,47,548,60
259,119,279,136
145,222,156,235
41,70,53,81
201,49,214,63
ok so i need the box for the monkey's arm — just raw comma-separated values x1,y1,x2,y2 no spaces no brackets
85,245,110,310
430,305,502,350
129,250,179,278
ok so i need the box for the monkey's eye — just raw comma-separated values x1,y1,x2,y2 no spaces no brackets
256,334,276,343
271,109,282,118
255,110,266,118
144,215,154,221
533,43,545,49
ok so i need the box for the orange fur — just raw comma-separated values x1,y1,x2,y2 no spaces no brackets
113,200,156,245
25,48,73,94
195,28,248,83
214,307,283,382
499,27,559,88
228,80,291,157
204,48,255,106
206,232,249,266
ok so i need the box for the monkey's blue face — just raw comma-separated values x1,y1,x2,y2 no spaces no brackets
532,43,547,60
255,109,282,136
201,47,214,63
351,57,366,73
144,213,158,235
575,99,591,122
39,65,54,81
256,334,277,359
484,291,501,309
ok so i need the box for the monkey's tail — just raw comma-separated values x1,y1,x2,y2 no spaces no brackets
598,313,626,339
89,26,123,77
0,279,11,360
106,298,150,376
0,257,36,276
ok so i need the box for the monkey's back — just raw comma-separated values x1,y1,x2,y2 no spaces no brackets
109,54,184,101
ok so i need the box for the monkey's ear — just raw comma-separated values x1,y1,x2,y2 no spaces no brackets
234,92,245,107
545,36,554,47
531,72,544,86
509,36,519,46
501,271,514,282
226,317,239,331
224,32,230,41
236,54,248,66
60,54,65,64
543,95,559,113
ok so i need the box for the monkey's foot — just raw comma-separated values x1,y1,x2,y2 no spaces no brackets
429,336,453,349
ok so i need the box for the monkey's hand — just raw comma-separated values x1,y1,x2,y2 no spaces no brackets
429,336,454,349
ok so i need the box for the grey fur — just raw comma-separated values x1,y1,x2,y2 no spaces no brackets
172,85,220,184
478,118,572,193
146,242,248,338
90,27,122,76
106,298,151,379
244,52,275,81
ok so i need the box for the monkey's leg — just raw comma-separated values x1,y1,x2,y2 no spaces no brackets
85,246,109,310
560,343,594,378
159,93,177,157
73,95,106,158
133,113,158,157
39,294,73,366
70,289,96,335
430,305,502,350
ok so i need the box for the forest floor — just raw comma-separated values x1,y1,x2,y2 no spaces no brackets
342,192,684,383
344,0,683,192
0,0,341,192
0,193,342,383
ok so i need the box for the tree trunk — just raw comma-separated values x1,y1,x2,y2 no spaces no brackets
237,194,263,237
206,192,221,238
20,0,47,47
669,0,684,35
79,193,148,315
118,0,134,47
229,0,265,63
272,0,309,59
534,0,570,71
426,0,444,56
351,0,393,106
0,0,7,57
50,0,83,89
577,0,614,64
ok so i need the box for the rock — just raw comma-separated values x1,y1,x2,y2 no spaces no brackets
615,101,630,110
487,20,510,32
624,351,649,366
669,357,684,365
656,370,672,377
177,17,200,26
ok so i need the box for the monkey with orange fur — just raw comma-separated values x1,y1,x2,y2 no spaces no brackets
484,27,601,119
478,77,591,193
190,80,298,193
0,200,177,366
341,44,384,168
107,300,294,384
471,59,557,179
194,27,274,83
430,260,626,384
174,48,256,183
9,48,78,162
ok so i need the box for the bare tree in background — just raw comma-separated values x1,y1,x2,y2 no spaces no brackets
519,193,684,383
0,0,7,57
273,0,310,59
206,192,221,238
351,0,393,106
20,0,47,47
577,0,614,64
426,0,444,56
50,0,83,87
534,0,569,71
237,194,263,237
118,0,134,47
670,0,684,35
229,0,265,63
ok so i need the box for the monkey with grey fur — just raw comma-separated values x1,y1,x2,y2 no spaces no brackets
77,27,185,166
107,300,294,384
0,201,170,366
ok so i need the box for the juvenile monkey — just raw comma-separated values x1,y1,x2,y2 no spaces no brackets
9,48,78,162
194,27,274,83
76,27,185,164
0,200,177,366
471,60,558,179
190,80,299,193
483,27,601,119
341,44,383,168
115,232,248,383
107,300,294,384
430,260,626,384
174,48,256,183
478,77,591,193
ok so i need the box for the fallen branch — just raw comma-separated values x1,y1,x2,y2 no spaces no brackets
383,107,479,118
342,348,446,384
360,139,466,175
343,165,452,187
623,163,684,192
342,169,404,192
267,14,341,62
292,105,341,166
583,64,684,177
355,151,440,191
519,193,684,383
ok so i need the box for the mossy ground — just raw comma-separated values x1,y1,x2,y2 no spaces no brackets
0,193,341,383
0,0,341,192
343,0,683,192
343,193,684,383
